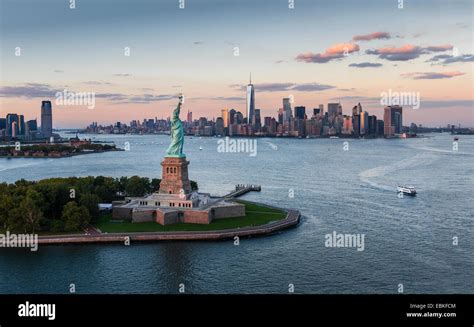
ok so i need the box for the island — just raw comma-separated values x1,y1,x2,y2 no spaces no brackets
0,139,122,158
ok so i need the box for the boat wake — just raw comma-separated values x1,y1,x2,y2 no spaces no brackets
0,159,53,173
359,152,437,192
406,144,473,156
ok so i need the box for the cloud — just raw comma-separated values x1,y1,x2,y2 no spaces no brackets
255,83,294,91
0,83,59,98
291,83,335,91
424,44,453,52
352,32,390,41
230,82,335,92
401,71,465,79
349,62,383,68
366,44,453,61
83,81,112,85
95,93,175,104
172,85,182,88
296,43,360,63
126,94,174,103
329,95,379,102
427,54,474,65
191,96,245,101
113,73,132,77
54,70,64,73
193,41,203,45
366,44,425,61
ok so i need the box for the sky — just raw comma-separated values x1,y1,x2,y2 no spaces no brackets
0,0,473,128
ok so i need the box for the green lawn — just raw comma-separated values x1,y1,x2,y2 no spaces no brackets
94,201,287,233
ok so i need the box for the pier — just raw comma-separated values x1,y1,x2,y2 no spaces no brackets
225,184,261,199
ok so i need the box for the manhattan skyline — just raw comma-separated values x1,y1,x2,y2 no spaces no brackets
0,0,473,128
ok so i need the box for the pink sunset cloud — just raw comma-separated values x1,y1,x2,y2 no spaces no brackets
296,43,360,63
352,32,391,41
401,71,465,79
367,44,454,61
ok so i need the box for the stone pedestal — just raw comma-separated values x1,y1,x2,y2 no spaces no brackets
159,157,192,195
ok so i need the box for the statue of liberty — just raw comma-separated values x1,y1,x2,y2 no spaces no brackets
166,94,185,158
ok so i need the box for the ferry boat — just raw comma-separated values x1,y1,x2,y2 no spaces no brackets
397,185,417,196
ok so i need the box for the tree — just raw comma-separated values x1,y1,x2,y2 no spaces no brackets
20,189,44,233
61,202,91,232
151,178,161,192
79,193,100,222
0,193,14,230
125,176,150,197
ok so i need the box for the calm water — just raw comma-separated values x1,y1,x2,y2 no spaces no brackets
0,133,473,294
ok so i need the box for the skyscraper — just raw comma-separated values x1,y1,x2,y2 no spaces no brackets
327,103,341,118
283,98,292,122
229,109,236,124
11,121,18,138
368,115,377,135
187,110,192,124
254,109,261,129
383,105,403,136
360,111,369,135
215,117,224,136
26,119,38,132
246,74,255,125
19,115,25,135
294,106,306,120
278,108,284,124
41,100,53,138
6,113,19,137
221,109,229,128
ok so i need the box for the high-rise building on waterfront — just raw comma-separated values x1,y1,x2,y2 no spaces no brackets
41,100,53,138
6,113,19,137
294,106,306,120
246,74,255,125
11,121,18,138
18,115,25,135
0,118,6,132
221,109,229,128
254,109,261,128
353,114,361,137
187,110,192,124
368,115,377,135
278,108,284,124
360,111,369,135
327,103,342,118
26,119,38,132
376,120,385,136
215,117,224,136
342,115,353,135
229,109,236,125
234,111,244,124
352,103,362,136
383,105,403,136
283,98,292,122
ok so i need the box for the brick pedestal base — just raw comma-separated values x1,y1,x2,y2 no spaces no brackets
158,157,192,195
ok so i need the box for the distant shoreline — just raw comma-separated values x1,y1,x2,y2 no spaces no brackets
0,149,124,159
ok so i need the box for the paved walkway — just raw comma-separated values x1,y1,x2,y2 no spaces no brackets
37,208,300,244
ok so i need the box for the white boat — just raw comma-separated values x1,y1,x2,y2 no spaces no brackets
199,146,203,151
397,185,417,196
